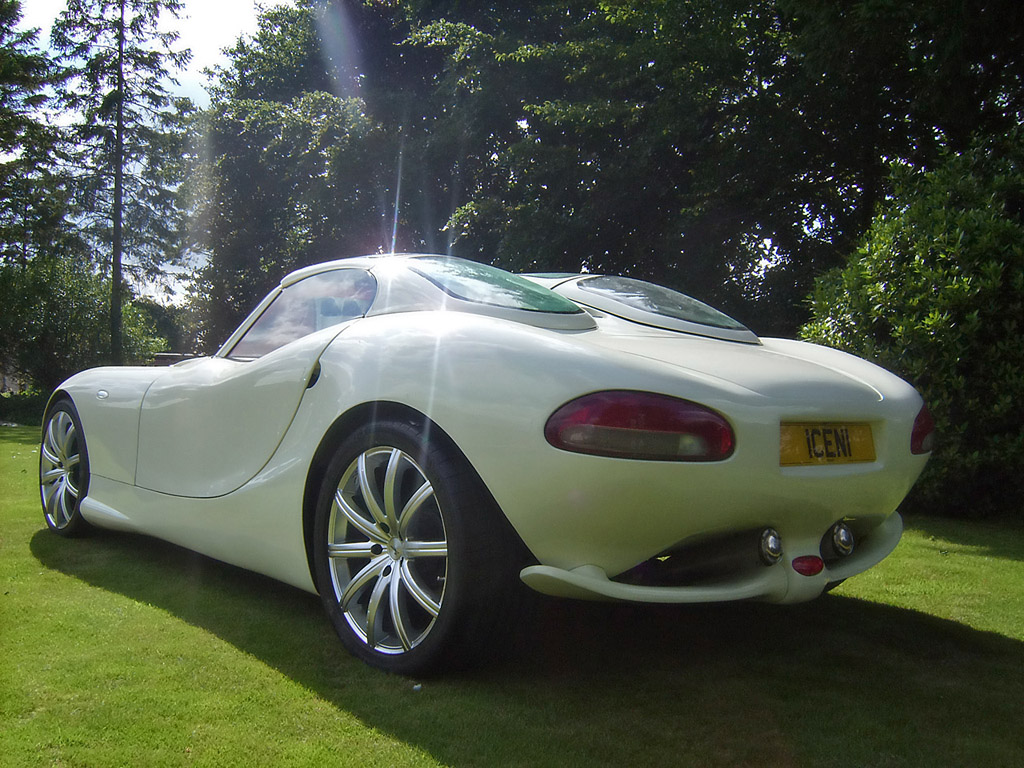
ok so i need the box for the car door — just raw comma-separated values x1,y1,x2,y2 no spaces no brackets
135,267,375,498
134,351,316,497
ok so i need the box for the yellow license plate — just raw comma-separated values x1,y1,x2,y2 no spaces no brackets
780,423,875,466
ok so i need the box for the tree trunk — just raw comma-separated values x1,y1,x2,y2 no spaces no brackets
111,0,125,365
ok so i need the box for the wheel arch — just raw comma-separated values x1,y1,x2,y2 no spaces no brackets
42,389,73,422
300,400,529,593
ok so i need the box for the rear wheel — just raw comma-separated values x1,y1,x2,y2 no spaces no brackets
313,419,519,675
40,399,92,536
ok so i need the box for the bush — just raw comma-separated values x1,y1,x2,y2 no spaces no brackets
0,256,168,393
0,391,47,426
801,130,1024,518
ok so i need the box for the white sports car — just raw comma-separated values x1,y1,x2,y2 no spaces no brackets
40,254,932,673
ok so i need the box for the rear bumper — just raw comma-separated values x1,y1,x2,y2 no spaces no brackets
520,512,902,605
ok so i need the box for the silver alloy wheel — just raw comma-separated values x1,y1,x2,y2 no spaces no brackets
326,445,448,655
40,409,83,530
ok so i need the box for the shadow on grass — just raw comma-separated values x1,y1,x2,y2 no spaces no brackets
0,424,40,447
31,526,1024,767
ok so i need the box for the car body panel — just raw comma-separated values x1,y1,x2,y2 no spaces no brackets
80,463,318,592
519,510,902,603
577,329,886,405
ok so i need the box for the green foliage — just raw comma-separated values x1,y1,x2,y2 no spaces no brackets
187,0,1024,338
0,391,47,425
0,0,70,265
0,258,166,393
802,130,1024,517
209,0,331,103
395,0,1024,333
190,1,460,347
132,296,187,353
0,0,52,166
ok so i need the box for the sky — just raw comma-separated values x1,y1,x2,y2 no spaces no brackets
16,0,292,106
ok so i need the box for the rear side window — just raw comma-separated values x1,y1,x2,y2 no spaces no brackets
229,269,376,359
412,256,583,314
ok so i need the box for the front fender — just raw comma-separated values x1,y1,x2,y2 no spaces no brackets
53,366,166,484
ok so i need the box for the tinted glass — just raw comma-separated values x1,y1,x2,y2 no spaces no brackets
412,257,582,314
230,269,376,358
577,275,747,330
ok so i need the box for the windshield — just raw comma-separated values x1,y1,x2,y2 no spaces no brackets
411,257,583,315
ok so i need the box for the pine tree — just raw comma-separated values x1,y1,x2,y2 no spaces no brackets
52,0,190,364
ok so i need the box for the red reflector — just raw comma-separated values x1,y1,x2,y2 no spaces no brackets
544,390,735,461
792,556,824,576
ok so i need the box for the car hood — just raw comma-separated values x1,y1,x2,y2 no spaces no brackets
580,329,891,406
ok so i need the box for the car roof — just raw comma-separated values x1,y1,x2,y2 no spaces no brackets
277,253,598,332
279,253,427,287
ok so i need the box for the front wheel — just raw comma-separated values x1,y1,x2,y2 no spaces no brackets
40,398,92,537
313,419,520,675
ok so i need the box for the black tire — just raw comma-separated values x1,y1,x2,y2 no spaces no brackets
39,398,93,537
313,419,520,675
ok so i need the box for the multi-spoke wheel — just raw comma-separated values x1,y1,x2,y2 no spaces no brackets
314,419,520,675
326,444,448,655
40,399,92,536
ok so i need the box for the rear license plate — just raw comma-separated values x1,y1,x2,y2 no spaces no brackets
780,423,875,466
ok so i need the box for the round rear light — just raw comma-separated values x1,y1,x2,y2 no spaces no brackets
544,390,735,461
792,556,824,576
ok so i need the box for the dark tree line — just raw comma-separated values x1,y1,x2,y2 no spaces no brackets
188,0,1023,343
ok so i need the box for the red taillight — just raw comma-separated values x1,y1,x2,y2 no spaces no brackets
544,391,735,461
911,403,935,455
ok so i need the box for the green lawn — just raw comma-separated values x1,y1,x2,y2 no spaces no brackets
2,423,1022,767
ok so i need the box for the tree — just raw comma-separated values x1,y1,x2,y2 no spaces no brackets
188,0,1024,342
801,130,1024,518
0,0,51,182
51,0,191,364
188,1,447,347
403,0,1024,333
208,1,333,104
0,0,68,267
0,0,86,388
186,92,396,348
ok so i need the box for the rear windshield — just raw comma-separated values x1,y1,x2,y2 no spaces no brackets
412,257,583,315
577,275,748,331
